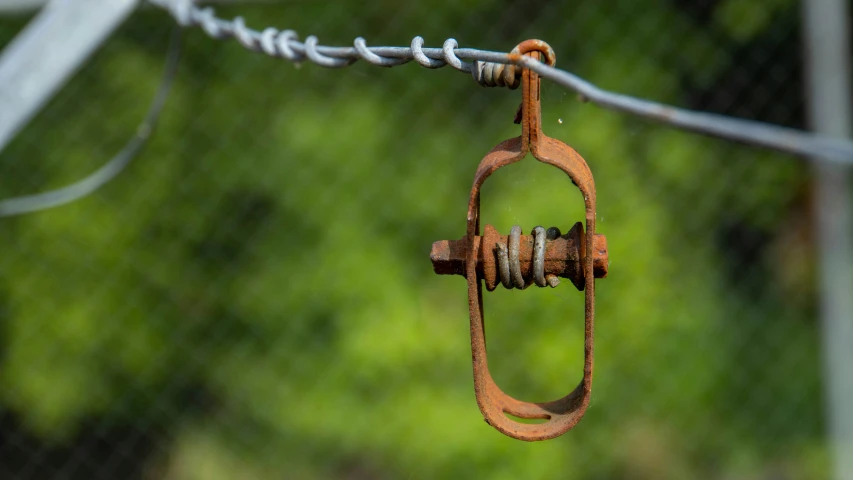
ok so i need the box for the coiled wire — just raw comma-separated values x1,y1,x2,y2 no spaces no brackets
495,226,562,289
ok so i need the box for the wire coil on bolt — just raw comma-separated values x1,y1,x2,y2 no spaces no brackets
495,225,562,289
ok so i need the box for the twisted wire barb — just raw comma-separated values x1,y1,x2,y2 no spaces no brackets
148,0,519,86
149,0,853,165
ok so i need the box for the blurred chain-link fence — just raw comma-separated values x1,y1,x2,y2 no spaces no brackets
0,1,846,478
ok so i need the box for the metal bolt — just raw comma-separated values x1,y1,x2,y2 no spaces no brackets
430,222,608,291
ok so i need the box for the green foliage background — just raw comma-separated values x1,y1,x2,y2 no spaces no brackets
0,0,829,478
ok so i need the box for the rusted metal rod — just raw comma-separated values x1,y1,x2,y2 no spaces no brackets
431,222,607,291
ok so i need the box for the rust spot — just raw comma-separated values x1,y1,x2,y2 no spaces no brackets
506,52,523,63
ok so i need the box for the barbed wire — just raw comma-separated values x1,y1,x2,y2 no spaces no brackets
150,0,853,166
2,0,851,217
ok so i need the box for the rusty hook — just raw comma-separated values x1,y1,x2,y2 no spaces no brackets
430,40,607,441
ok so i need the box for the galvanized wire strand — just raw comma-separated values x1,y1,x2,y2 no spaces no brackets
147,0,853,165
148,0,514,76
532,226,548,287
508,226,526,289
496,242,513,290
494,226,560,290
0,27,182,217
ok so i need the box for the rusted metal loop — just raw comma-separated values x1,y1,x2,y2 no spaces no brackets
511,39,556,67
511,40,556,153
462,39,598,441
465,136,597,441
470,40,553,89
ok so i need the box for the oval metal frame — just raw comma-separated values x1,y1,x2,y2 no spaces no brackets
463,42,597,441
